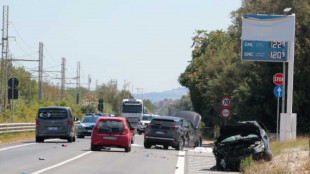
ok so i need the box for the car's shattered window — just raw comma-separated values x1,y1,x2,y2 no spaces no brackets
221,134,259,143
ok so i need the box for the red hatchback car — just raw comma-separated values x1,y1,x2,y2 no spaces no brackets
91,117,134,152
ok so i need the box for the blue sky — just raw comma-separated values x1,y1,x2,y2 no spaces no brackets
3,0,241,93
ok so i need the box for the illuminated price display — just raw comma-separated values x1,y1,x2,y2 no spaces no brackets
242,40,288,62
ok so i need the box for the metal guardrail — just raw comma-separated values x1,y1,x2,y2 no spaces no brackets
0,123,35,134
0,122,80,134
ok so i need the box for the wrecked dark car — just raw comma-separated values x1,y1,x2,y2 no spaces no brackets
172,111,203,147
213,121,273,171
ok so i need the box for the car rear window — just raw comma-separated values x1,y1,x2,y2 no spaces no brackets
82,116,99,123
38,109,67,119
151,119,176,127
98,120,124,134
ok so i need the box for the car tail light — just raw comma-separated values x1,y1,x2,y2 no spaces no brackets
122,129,129,135
93,126,99,134
36,119,39,126
170,126,178,130
67,120,72,127
146,124,151,128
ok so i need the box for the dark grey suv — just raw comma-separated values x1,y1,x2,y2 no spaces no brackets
144,116,195,150
35,107,76,143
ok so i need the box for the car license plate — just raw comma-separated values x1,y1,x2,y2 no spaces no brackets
47,127,58,131
102,136,117,140
87,130,92,133
155,131,165,135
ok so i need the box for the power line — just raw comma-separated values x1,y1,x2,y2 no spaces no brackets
9,21,36,49
13,40,37,60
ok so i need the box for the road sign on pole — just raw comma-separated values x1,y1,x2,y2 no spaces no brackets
220,108,231,119
274,85,283,98
221,97,231,107
273,73,283,85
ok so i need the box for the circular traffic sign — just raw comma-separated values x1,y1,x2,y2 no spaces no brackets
220,108,231,119
8,78,19,88
274,85,283,98
221,97,231,107
273,73,283,85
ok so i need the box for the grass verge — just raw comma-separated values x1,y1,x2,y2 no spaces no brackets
0,131,35,145
242,137,310,174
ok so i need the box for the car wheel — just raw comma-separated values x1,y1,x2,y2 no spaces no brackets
125,143,131,152
91,144,100,151
163,145,169,150
131,137,134,144
175,137,184,150
263,149,273,161
78,135,85,138
216,158,224,171
194,138,202,147
35,136,44,143
194,140,199,147
144,141,152,149
138,130,142,135
73,136,76,142
67,136,73,143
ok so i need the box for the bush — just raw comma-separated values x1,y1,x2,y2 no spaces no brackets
240,155,254,172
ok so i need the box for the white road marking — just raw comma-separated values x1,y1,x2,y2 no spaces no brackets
132,144,143,147
0,143,36,152
175,150,185,174
31,151,92,174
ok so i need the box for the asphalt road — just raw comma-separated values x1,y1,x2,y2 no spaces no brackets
0,134,239,174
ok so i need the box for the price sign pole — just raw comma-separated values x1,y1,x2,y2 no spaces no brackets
241,13,296,142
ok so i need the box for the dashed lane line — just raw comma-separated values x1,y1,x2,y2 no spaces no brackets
31,151,93,174
0,143,36,152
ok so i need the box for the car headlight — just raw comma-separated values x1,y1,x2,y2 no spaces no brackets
253,141,264,152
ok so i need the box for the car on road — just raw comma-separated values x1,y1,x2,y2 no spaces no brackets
138,114,159,134
213,121,273,171
172,111,203,147
95,113,115,117
144,116,198,150
35,106,76,143
77,115,101,138
91,117,134,152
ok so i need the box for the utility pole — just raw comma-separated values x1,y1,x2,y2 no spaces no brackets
96,80,98,91
1,5,9,111
88,74,91,91
38,42,43,100
61,58,66,99
76,62,80,104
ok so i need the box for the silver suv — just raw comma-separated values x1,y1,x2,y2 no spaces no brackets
35,107,76,143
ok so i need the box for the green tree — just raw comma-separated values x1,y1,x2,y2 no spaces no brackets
179,0,310,133
143,99,155,113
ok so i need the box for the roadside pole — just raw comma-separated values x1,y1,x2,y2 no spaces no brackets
11,78,14,123
276,97,279,140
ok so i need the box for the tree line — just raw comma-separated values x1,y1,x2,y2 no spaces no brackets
0,64,154,123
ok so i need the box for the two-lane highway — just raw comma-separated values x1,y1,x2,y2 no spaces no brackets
0,134,237,174
0,135,180,174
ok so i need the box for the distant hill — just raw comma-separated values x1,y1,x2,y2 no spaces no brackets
143,87,188,103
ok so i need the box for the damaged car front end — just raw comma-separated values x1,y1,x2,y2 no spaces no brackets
213,121,273,171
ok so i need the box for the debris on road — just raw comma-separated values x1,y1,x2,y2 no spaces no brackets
189,147,213,153
62,144,67,147
39,157,45,160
